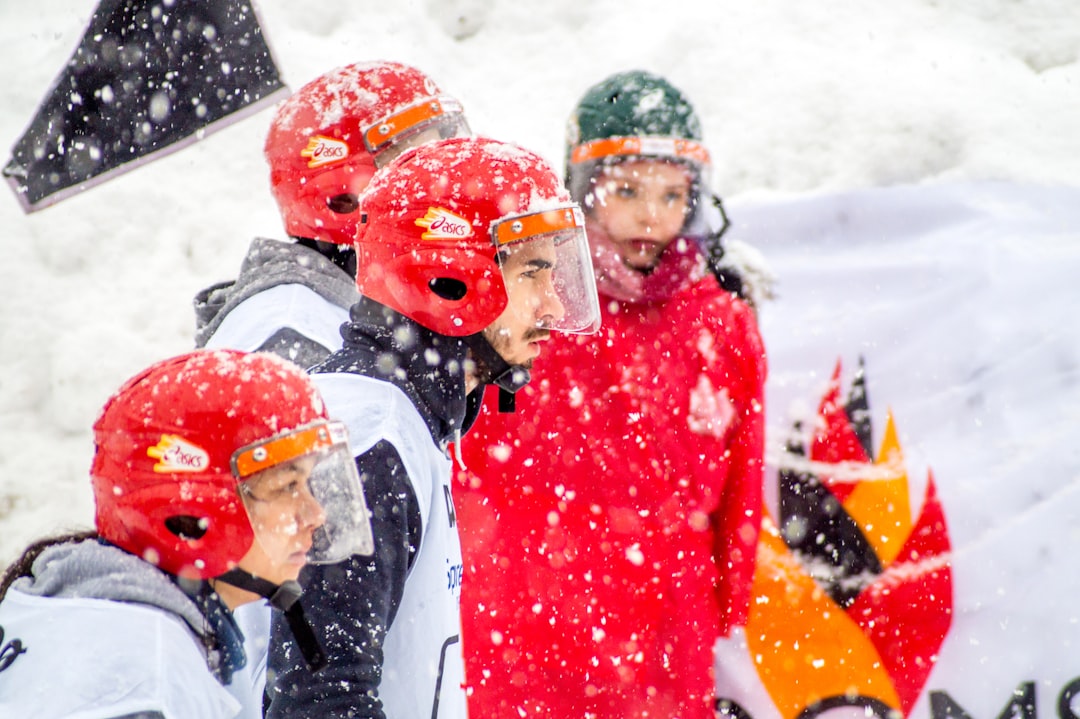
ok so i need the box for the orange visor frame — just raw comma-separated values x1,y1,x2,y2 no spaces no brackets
489,203,600,336
570,136,711,166
231,420,347,479
491,204,586,247
363,97,466,158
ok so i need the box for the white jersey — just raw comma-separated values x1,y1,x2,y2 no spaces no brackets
0,588,241,718
313,372,466,719
228,600,273,719
203,283,349,355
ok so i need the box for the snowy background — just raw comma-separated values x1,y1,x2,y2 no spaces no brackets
2,2,1080,708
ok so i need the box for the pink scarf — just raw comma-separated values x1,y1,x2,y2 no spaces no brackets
588,224,708,304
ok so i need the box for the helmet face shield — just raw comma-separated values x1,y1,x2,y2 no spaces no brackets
568,136,712,203
492,205,601,335
364,97,471,168
234,421,373,568
302,438,375,563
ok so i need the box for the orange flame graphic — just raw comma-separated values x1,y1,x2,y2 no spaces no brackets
746,358,953,718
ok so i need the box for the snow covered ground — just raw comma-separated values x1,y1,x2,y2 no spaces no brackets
1,3,1079,712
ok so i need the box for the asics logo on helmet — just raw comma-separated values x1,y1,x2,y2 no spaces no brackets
415,207,473,240
301,135,349,168
147,434,210,473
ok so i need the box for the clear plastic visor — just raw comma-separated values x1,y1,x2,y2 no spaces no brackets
364,97,471,168
233,421,374,565
492,205,601,335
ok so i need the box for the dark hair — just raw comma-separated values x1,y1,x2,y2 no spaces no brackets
296,238,357,278
0,530,98,601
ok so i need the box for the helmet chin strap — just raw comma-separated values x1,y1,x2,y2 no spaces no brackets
217,568,327,672
463,332,530,412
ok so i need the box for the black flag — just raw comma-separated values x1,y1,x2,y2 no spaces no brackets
3,0,286,213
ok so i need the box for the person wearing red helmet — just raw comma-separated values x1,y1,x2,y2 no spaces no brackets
192,61,471,716
263,136,600,719
194,61,471,368
0,349,373,718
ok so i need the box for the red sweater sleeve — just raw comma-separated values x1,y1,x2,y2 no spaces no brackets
712,298,767,633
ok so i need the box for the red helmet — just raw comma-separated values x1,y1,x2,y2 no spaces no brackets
264,61,470,246
91,350,342,579
355,136,601,337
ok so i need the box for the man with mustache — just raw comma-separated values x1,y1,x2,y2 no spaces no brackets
264,136,600,719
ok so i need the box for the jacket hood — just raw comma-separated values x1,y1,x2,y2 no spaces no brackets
193,237,359,346
12,538,243,682
14,539,206,633
314,296,481,444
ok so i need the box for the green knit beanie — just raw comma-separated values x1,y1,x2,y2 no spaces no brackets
568,70,703,150
565,70,708,203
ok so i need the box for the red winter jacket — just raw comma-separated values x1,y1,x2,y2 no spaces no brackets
455,257,767,719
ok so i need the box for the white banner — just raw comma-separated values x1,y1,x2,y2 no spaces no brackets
715,182,1080,719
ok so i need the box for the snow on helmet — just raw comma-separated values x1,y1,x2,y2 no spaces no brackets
354,136,601,337
564,70,710,205
91,349,372,580
265,61,471,246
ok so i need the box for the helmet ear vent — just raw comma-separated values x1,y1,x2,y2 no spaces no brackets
429,277,468,301
326,193,360,215
165,515,209,541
